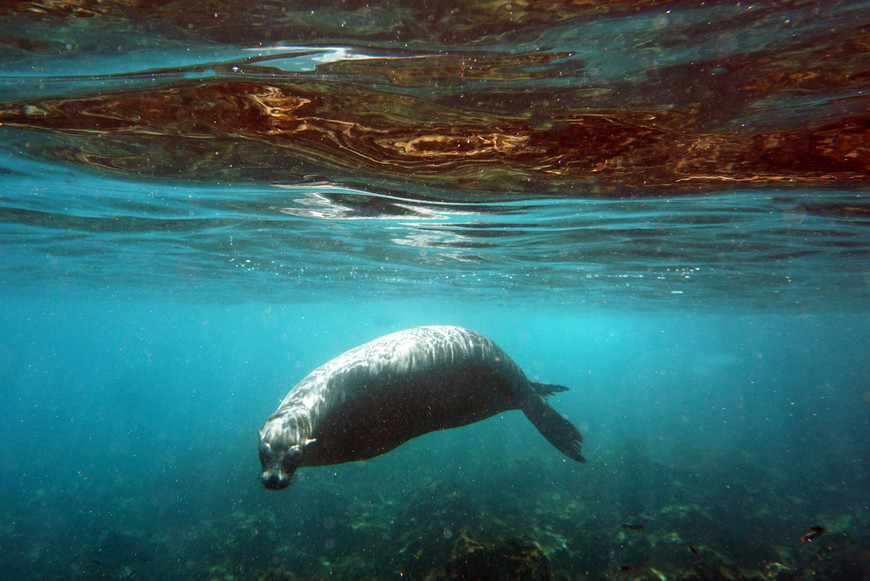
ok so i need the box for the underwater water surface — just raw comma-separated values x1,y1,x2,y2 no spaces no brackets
1,1,869,580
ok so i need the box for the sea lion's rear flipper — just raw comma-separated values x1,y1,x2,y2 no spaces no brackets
522,395,586,462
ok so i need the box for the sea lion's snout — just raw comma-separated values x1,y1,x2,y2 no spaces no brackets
261,470,292,490
258,440,301,490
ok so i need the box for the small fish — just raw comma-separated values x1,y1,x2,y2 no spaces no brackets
619,565,633,572
801,525,825,543
621,523,645,530
689,543,700,556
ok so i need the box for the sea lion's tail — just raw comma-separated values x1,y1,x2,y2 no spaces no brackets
522,394,586,462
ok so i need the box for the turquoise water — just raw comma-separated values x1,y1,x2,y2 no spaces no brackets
3,157,867,309
1,1,869,579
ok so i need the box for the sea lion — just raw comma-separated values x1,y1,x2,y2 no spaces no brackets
258,325,585,490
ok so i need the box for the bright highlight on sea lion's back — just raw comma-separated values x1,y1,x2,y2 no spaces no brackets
258,325,585,490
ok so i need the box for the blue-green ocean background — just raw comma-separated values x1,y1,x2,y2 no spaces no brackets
2,1,870,579
2,248,869,579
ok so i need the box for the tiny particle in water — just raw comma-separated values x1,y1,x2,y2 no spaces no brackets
442,528,453,539
621,523,645,530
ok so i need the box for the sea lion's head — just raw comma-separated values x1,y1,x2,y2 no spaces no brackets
258,409,315,490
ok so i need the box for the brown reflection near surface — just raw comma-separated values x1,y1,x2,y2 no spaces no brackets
3,0,680,45
2,75,865,196
1,0,868,197
312,51,576,86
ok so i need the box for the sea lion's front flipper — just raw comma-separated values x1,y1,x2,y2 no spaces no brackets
530,381,569,397
522,395,586,462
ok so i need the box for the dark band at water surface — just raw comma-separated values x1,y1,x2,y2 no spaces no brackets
0,1,866,198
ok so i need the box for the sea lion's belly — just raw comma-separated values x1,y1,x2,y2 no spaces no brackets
300,359,523,466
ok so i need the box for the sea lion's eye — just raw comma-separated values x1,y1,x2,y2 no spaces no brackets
258,443,273,463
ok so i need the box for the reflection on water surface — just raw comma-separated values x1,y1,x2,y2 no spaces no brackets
1,0,866,197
